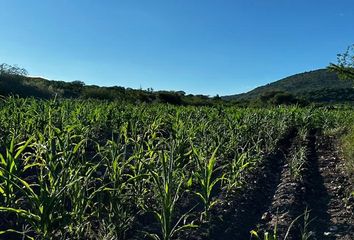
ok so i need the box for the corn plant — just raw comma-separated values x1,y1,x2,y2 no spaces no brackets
142,143,196,240
225,150,258,193
0,166,82,238
250,229,278,240
0,136,33,206
250,210,310,240
191,144,224,221
0,97,350,239
98,138,146,239
0,123,93,239
299,207,315,240
289,145,307,181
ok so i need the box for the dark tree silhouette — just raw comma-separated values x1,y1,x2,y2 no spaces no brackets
328,44,354,80
0,63,28,76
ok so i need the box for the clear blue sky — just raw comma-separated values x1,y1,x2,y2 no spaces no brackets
0,0,353,96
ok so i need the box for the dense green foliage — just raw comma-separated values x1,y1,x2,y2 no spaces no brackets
225,69,354,104
0,64,218,106
0,97,352,239
2,62,354,106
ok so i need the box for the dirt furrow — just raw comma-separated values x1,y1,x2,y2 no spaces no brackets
250,131,354,240
206,131,296,240
209,151,285,239
250,131,308,240
182,131,353,240
180,131,296,240
303,134,354,240
253,160,304,239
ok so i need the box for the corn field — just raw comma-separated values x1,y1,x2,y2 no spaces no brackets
0,97,352,240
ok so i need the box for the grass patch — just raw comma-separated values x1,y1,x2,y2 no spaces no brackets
341,126,354,195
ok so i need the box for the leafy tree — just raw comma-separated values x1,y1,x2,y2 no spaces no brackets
213,94,221,101
328,44,354,80
259,90,300,105
0,63,28,77
157,91,182,105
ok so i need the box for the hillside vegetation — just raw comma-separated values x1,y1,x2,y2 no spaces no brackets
225,69,354,104
0,64,219,106
1,63,354,106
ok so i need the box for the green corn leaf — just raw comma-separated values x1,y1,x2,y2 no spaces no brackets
0,153,5,166
250,230,260,238
207,146,219,174
73,138,86,154
0,229,35,240
194,192,206,204
209,176,225,196
186,176,193,188
0,206,40,222
14,136,34,160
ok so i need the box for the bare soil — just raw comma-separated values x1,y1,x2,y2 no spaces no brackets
250,132,354,240
185,131,354,240
302,134,354,239
179,129,297,240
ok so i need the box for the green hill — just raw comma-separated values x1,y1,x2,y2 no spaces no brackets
0,69,217,106
1,64,354,105
224,69,354,103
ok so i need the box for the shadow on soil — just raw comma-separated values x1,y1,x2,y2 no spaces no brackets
207,130,297,240
302,132,333,239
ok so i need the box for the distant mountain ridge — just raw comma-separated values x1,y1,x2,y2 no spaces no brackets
224,69,354,102
1,66,354,105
